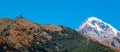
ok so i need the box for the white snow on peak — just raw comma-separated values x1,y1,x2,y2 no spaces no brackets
79,17,118,36
86,17,104,31
78,17,103,31
105,23,118,36
87,17,102,22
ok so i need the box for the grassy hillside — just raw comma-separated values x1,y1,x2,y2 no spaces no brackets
0,17,115,52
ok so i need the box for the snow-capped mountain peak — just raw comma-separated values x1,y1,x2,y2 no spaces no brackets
87,17,103,31
77,17,118,41
87,17,102,22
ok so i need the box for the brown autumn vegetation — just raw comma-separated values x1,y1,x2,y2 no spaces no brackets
0,16,116,52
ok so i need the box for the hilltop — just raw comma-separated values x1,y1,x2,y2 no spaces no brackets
0,17,115,52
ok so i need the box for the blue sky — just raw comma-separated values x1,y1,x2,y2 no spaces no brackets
0,0,120,30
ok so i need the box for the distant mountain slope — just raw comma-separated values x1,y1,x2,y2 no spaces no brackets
77,17,118,41
77,17,120,52
0,17,115,52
